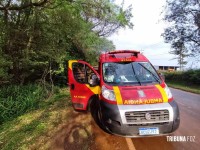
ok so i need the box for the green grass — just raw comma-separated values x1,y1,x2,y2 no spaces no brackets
166,80,200,94
0,88,72,150
0,84,49,123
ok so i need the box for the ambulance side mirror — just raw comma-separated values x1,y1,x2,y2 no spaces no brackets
89,74,99,87
159,73,165,81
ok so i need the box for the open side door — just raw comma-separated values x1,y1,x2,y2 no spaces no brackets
68,60,100,110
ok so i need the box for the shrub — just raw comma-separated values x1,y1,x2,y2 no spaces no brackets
164,69,200,84
0,84,49,124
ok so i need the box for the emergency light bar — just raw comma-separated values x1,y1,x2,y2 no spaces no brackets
108,50,140,58
108,50,140,54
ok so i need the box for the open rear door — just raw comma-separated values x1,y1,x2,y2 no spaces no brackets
68,60,100,110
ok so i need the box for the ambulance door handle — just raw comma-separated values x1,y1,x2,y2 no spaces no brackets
71,84,75,90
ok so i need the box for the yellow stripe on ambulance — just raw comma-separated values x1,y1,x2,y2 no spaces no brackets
113,86,123,105
155,84,168,103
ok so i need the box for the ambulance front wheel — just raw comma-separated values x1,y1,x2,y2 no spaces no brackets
90,99,112,134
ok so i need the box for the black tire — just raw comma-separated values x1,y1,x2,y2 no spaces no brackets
90,99,112,134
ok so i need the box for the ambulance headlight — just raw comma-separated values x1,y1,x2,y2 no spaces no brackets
164,85,173,99
102,86,116,101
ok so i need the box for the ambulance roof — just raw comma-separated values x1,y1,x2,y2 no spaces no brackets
99,50,149,62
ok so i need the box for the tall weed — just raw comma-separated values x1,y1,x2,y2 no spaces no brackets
0,84,49,124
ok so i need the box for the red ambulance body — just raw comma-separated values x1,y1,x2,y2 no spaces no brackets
68,50,180,137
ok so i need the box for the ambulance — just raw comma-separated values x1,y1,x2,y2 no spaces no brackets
68,50,180,137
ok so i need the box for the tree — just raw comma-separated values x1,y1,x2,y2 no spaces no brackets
169,40,188,71
77,0,133,36
0,0,133,84
167,27,189,70
162,0,200,57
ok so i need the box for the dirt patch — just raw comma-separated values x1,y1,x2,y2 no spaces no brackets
90,121,128,150
44,110,92,150
42,109,128,150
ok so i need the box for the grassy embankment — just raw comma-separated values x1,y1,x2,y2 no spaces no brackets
0,85,73,150
166,80,200,94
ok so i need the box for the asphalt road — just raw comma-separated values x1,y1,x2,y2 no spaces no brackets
129,88,200,150
51,88,200,150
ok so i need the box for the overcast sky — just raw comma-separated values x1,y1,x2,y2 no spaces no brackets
108,0,199,69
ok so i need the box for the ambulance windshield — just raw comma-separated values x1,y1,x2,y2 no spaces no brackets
103,62,161,85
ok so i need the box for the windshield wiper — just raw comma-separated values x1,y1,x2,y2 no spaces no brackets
131,63,142,85
138,63,161,84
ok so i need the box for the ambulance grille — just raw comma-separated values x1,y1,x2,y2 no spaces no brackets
125,110,169,123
